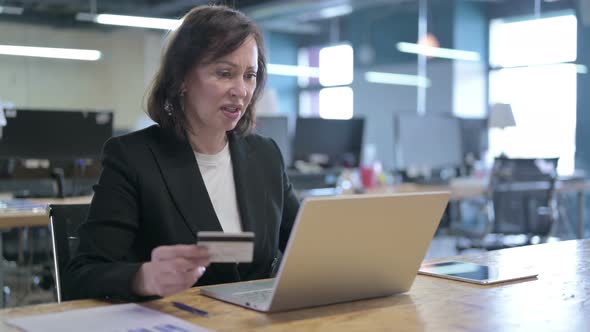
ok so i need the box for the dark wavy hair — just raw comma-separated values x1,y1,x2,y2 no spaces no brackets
147,5,267,139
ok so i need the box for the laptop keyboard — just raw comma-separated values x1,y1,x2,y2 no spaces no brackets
232,289,273,305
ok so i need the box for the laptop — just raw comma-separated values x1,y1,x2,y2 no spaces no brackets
200,191,450,312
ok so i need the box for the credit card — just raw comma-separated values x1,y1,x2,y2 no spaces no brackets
197,231,255,263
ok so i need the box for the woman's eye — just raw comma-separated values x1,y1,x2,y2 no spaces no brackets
245,73,257,80
217,70,232,78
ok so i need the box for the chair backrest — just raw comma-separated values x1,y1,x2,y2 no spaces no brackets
49,203,90,302
488,157,558,236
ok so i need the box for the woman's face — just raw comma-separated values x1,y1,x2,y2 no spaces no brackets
182,36,258,136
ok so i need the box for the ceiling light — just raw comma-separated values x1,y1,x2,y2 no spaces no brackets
318,5,353,19
0,5,23,15
397,42,481,61
267,64,320,78
365,71,431,88
0,44,102,61
76,13,182,30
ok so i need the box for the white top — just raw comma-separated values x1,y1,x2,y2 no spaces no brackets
194,142,243,233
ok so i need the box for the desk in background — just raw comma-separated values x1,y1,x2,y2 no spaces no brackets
0,196,92,308
0,196,92,230
370,178,590,239
0,239,588,331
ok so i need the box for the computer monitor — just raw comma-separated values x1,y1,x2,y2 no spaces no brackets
459,118,488,161
253,115,291,167
395,114,462,170
293,117,364,168
0,108,113,159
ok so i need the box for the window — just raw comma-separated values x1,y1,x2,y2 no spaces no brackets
298,43,354,119
489,14,577,68
319,87,353,120
488,13,577,175
319,44,353,86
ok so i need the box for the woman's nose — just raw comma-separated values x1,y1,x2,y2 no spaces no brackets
230,79,248,98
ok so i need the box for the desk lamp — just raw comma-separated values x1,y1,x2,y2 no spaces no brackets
489,103,516,157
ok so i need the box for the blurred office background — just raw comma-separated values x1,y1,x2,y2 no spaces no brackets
0,0,588,306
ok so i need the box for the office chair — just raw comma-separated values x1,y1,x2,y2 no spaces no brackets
49,204,89,302
1,226,54,307
456,157,559,251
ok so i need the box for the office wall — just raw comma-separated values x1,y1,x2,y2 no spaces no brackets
255,1,487,170
346,7,418,67
452,0,488,119
576,7,590,237
0,21,166,130
0,22,295,130
353,61,454,168
343,1,487,169
575,22,590,172
264,31,298,115
346,2,454,68
346,8,417,168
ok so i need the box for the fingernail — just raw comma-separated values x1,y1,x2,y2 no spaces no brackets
198,266,206,275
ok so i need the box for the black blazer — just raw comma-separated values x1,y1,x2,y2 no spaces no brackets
66,125,300,301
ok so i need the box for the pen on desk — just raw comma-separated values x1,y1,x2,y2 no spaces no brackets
171,301,209,317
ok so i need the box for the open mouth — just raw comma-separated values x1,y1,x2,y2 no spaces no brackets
221,106,240,113
221,105,242,120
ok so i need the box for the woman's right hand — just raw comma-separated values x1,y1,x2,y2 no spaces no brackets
132,244,210,297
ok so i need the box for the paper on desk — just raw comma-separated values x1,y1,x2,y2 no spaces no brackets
6,303,213,332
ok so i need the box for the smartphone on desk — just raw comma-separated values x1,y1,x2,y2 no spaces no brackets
418,261,538,285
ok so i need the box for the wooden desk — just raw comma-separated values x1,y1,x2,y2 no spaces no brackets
373,179,590,199
373,179,590,239
0,196,92,230
1,239,588,331
370,182,481,201
0,196,92,308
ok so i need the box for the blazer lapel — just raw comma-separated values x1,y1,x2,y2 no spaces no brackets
147,128,222,239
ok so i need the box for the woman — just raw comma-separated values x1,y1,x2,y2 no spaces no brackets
65,5,300,301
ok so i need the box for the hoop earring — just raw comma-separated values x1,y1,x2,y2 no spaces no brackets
164,100,173,116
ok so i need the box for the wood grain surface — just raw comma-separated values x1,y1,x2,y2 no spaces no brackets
1,239,588,331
